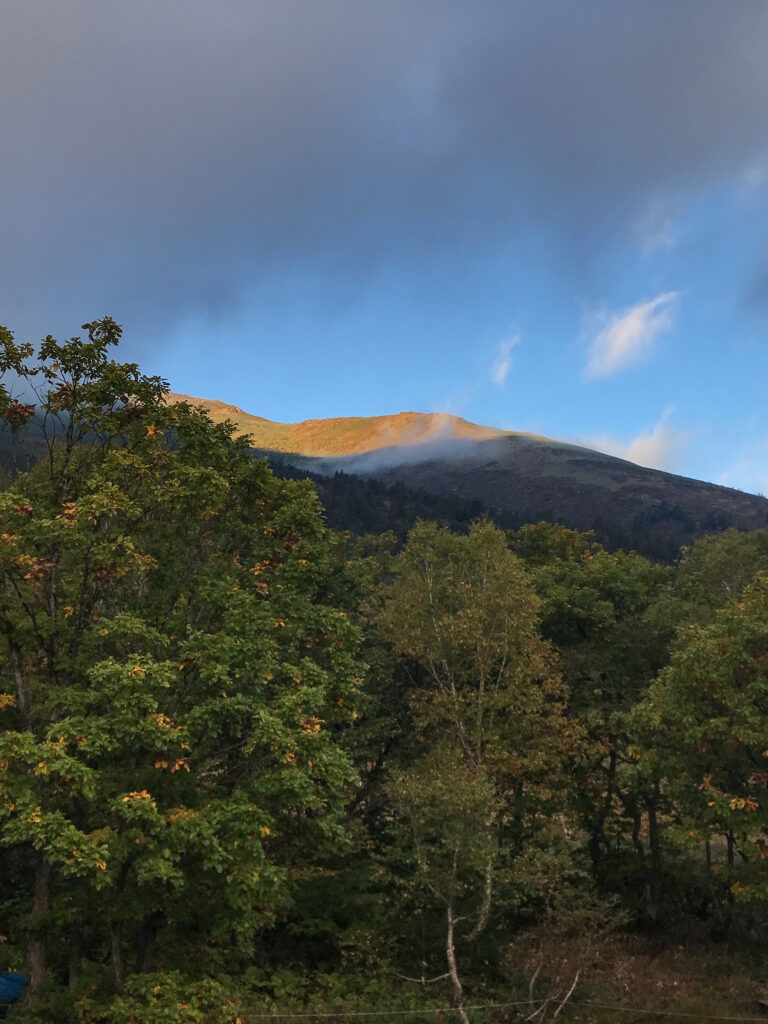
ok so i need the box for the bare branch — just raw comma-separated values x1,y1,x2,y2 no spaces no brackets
393,972,450,985
527,962,541,1003
553,971,580,1019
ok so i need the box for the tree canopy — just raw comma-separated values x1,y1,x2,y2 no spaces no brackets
2,320,768,1023
0,320,364,1014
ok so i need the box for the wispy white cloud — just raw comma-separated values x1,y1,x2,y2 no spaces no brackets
716,435,768,496
585,291,679,379
587,409,692,472
633,199,676,255
739,159,768,199
490,333,520,386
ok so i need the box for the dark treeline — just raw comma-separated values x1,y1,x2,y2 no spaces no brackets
267,460,737,564
2,321,768,1023
268,460,493,542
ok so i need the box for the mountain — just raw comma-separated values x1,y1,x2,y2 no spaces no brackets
3,395,766,562
165,392,544,454
169,394,768,561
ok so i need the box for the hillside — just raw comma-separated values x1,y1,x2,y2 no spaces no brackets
165,392,540,454
3,394,766,561
167,393,768,560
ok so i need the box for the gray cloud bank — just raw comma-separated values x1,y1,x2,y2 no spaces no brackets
3,0,768,342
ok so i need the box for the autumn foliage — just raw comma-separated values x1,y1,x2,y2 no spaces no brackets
1,320,768,1023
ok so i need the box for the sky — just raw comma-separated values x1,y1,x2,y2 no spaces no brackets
2,0,768,493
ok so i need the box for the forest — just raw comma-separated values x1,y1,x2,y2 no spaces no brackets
2,320,768,1023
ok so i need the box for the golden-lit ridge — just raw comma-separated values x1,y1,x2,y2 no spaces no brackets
165,392,545,457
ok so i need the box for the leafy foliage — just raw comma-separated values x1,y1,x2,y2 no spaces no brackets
376,523,580,1012
2,320,768,1022
635,574,768,906
0,320,364,1016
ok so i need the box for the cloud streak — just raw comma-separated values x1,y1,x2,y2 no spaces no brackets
585,292,678,379
490,335,520,385
633,199,677,255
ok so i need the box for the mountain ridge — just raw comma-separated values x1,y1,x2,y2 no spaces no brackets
163,392,768,561
165,392,547,456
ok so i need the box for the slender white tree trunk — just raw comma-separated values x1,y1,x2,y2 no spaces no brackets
445,848,469,1024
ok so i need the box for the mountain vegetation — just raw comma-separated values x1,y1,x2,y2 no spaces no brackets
165,394,768,563
163,394,521,455
2,321,768,1023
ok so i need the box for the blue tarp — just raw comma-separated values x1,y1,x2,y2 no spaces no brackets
0,973,28,1017
0,973,28,1001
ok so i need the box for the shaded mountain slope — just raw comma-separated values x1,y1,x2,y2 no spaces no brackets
166,393,768,560
281,435,768,560
2,395,766,561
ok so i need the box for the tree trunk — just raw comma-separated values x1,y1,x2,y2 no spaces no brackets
589,749,617,874
466,860,493,942
28,856,51,995
646,786,662,922
726,830,736,909
10,644,29,728
619,792,644,859
138,919,158,973
68,927,82,992
631,806,643,859
445,903,469,1024
110,923,125,994
443,845,469,1024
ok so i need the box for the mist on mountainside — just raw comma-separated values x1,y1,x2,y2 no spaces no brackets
161,391,768,561
283,434,512,476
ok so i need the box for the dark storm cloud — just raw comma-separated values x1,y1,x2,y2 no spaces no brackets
2,0,768,342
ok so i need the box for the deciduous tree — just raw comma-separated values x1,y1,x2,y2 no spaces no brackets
0,320,364,1010
634,572,768,919
378,521,578,1019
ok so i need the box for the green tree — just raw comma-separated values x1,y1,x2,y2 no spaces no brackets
0,320,364,1012
633,572,768,922
377,521,579,1019
671,528,768,627
512,522,671,916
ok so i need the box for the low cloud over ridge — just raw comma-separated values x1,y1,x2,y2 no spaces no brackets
587,410,692,473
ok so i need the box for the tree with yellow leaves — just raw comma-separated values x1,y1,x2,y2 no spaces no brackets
0,319,364,1010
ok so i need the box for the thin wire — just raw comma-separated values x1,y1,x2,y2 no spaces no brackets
571,1000,767,1022
244,1002,535,1018
241,999,768,1022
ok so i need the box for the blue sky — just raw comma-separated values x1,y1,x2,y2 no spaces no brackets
2,1,768,493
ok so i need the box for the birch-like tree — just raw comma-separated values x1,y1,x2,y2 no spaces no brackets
379,521,579,1020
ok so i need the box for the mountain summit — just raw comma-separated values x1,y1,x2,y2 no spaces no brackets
166,392,768,561
166,393,542,457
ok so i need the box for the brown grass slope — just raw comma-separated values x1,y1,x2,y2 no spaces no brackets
166,392,543,455
166,392,768,557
